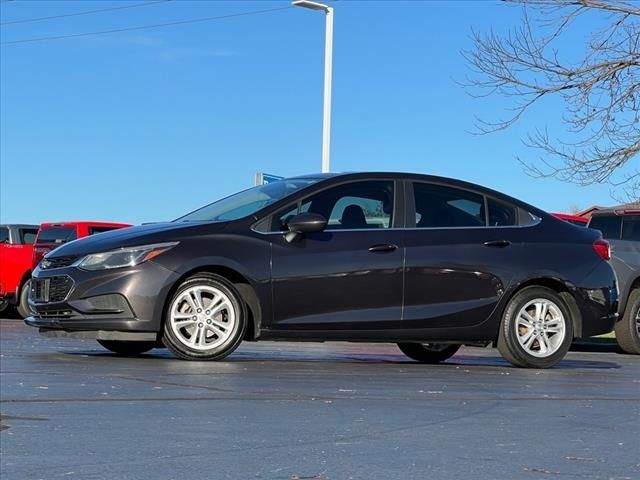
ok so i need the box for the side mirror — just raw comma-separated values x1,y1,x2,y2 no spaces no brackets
284,213,327,243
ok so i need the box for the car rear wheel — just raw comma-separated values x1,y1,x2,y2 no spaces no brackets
397,343,461,363
497,286,573,368
97,340,157,356
614,288,640,355
16,279,32,319
162,273,246,361
0,300,8,314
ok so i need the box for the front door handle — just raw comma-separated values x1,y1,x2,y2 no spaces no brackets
483,240,511,248
368,243,398,253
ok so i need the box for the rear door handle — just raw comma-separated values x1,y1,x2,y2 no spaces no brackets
368,243,398,253
483,240,511,248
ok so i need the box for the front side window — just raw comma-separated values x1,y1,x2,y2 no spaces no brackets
589,215,622,240
622,215,640,241
19,228,38,244
176,178,320,223
412,183,485,228
271,181,394,231
0,227,9,243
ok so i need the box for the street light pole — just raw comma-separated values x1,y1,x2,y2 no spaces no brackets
292,0,334,173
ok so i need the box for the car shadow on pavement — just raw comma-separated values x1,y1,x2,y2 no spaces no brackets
60,348,622,370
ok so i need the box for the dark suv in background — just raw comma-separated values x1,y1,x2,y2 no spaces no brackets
589,204,640,354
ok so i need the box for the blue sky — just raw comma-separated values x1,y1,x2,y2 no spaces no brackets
0,0,634,225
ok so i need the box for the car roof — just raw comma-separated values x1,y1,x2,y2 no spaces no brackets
288,171,547,216
39,221,132,228
590,202,640,216
0,224,39,229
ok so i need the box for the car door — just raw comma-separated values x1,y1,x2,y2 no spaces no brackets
402,181,528,329
268,179,404,331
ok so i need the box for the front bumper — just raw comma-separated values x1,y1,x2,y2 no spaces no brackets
25,260,180,336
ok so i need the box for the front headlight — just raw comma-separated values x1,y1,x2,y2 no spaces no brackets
76,242,179,271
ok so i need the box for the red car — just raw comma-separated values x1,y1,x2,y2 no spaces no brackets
552,213,589,227
32,221,132,270
0,224,39,317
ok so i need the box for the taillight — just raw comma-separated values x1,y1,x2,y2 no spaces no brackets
593,239,611,261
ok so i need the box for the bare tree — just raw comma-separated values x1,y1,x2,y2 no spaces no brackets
464,0,639,200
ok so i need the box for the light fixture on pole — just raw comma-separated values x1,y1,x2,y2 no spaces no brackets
292,0,334,173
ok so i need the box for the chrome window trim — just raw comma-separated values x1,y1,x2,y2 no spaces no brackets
251,216,542,236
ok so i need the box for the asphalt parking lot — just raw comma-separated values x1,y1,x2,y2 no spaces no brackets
1,318,638,480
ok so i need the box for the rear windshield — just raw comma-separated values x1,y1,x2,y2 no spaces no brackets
589,215,622,240
36,227,77,244
89,226,120,235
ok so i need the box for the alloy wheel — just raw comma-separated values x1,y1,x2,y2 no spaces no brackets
515,298,566,358
168,285,237,351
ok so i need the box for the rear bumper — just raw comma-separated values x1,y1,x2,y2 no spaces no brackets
574,262,619,338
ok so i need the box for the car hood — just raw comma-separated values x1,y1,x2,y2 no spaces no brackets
45,221,228,257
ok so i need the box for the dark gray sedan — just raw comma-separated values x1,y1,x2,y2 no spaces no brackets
26,172,618,367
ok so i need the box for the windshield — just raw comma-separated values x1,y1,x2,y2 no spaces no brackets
175,178,320,223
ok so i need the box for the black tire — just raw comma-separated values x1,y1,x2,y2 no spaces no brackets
497,286,574,368
16,279,32,319
97,340,157,356
615,288,640,355
397,343,461,363
0,300,8,315
162,273,247,361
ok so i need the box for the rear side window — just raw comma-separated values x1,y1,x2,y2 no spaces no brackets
622,215,640,241
0,227,9,243
487,198,517,227
20,228,38,244
589,215,622,240
89,226,120,235
412,183,485,228
36,227,77,244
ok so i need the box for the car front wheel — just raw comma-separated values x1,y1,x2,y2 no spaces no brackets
614,288,640,355
16,279,32,319
397,343,461,363
162,273,246,361
497,286,573,368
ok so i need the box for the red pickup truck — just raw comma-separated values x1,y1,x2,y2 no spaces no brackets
0,224,39,317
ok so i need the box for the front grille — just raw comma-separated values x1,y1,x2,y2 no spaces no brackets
31,276,74,303
40,255,79,270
